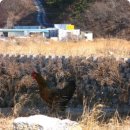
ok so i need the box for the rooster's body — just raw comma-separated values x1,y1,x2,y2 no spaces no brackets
31,72,76,113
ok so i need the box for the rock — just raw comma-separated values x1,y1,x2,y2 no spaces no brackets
13,115,82,130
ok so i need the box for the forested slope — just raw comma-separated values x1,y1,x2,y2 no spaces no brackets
45,0,130,40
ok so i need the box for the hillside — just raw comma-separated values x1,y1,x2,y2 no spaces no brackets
45,0,130,40
0,0,130,39
0,0,36,27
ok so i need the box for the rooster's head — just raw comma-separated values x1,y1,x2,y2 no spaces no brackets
31,71,37,79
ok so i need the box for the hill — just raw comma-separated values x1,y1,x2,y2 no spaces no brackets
45,0,130,40
0,0,130,39
0,0,36,28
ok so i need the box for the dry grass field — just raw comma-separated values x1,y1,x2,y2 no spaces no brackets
0,37,130,130
0,36,129,58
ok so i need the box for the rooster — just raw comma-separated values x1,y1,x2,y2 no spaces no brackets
31,71,76,114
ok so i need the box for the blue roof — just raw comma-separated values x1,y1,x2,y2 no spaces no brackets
14,26,42,29
0,29,49,33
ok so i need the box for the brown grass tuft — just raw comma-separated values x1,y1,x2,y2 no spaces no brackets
80,105,130,130
0,116,14,130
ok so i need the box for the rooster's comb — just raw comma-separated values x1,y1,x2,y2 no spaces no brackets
31,71,37,78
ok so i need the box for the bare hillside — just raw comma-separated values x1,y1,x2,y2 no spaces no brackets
0,0,36,28
80,0,130,40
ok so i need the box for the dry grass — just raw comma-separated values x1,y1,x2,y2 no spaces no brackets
80,105,130,130
0,36,129,58
81,118,130,130
0,116,14,130
0,37,130,129
1,109,130,130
